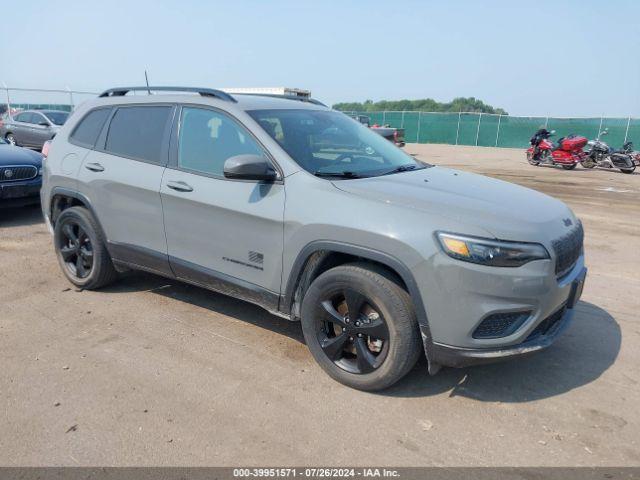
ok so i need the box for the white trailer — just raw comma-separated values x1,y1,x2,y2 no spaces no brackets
221,87,311,99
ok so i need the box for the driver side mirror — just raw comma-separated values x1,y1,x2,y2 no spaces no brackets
550,130,556,134
600,130,608,136
39,121,50,127
223,154,277,182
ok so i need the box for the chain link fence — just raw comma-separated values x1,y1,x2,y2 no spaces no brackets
1,86,100,115
345,111,640,149
3,86,638,149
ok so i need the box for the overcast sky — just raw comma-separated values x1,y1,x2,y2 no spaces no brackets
2,0,639,117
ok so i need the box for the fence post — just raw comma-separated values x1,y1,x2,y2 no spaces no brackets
401,110,405,128
416,112,422,143
382,111,386,126
67,86,74,111
2,83,10,113
544,117,548,128
495,114,502,147
624,116,631,143
455,111,461,145
597,116,603,139
475,113,482,146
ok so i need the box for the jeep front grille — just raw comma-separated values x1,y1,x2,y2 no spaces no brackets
552,222,583,278
0,165,38,182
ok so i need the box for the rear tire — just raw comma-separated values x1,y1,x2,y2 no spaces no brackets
53,206,118,289
300,263,422,391
5,133,16,146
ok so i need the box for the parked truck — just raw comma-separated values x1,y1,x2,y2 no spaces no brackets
349,114,405,147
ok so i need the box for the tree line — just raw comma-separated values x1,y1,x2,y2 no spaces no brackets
332,97,508,115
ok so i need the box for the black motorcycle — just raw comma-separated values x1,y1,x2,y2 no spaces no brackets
582,129,636,174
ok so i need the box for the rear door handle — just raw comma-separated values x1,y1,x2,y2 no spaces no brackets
166,180,194,192
85,162,105,172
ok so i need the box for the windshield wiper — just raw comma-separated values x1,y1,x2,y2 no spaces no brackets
314,171,361,179
380,164,424,176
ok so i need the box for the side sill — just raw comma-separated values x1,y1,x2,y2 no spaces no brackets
108,242,285,318
169,256,281,314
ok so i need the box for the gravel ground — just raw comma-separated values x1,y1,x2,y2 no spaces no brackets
1,143,638,466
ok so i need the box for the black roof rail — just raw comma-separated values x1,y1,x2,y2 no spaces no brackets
98,86,237,103
232,93,326,107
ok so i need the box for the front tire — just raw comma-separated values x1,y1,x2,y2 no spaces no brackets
300,263,422,391
562,163,577,170
526,151,540,166
620,166,636,174
581,158,596,169
53,206,118,289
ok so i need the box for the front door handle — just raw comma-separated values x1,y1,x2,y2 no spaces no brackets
166,180,194,192
85,162,105,172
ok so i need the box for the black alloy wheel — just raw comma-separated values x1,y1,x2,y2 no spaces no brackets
316,288,390,374
58,221,94,279
53,206,118,289
301,263,422,390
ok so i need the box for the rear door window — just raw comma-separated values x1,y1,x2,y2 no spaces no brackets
70,108,111,148
104,106,172,164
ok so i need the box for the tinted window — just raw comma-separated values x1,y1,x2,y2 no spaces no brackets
70,108,111,147
32,113,48,125
249,109,422,177
178,107,264,176
15,113,32,123
44,111,69,126
105,106,172,163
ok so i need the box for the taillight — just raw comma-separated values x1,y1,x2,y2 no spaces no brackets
42,140,52,158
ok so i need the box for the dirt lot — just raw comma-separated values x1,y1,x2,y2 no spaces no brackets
1,144,639,466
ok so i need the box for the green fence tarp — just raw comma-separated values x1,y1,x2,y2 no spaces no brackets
346,111,637,149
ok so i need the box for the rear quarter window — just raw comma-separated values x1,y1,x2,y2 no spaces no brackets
104,106,172,164
69,108,111,148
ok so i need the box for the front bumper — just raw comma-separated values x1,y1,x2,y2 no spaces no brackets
426,267,586,369
0,178,42,207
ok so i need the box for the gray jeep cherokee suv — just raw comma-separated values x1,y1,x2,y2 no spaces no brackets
41,86,587,390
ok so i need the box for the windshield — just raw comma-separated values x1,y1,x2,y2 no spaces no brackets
248,109,426,178
44,111,69,126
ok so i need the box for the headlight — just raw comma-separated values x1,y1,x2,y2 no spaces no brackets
436,232,549,267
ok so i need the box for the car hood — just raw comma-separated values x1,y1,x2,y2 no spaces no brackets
0,145,43,167
332,166,576,242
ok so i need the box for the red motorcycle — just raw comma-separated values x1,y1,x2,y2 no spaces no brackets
526,128,588,170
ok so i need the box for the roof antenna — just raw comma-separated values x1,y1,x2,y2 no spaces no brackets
144,70,151,95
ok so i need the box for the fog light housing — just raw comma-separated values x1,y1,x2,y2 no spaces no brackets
472,311,531,339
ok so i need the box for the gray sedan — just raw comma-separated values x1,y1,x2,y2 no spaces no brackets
0,109,69,150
